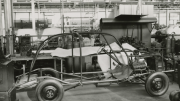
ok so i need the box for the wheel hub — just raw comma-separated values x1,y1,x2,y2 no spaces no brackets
152,78,163,90
43,86,57,100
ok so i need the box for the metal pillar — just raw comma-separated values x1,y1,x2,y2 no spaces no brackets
61,0,64,33
0,0,3,51
166,10,169,26
0,0,3,36
31,0,36,30
138,0,142,15
179,13,180,22
4,0,14,55
158,12,160,24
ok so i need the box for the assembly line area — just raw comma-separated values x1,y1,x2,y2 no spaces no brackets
1,0,180,101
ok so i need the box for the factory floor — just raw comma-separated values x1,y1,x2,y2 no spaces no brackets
16,80,179,101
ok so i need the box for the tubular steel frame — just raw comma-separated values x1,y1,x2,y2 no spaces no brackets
15,32,174,92
27,32,133,81
15,32,138,91
11,32,177,91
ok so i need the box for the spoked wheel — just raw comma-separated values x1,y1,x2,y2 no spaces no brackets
145,72,169,96
36,79,64,101
169,90,180,101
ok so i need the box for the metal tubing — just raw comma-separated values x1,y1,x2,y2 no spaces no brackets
102,48,123,66
82,79,118,85
162,70,175,73
61,59,63,80
16,68,40,78
67,71,107,75
37,76,70,84
101,34,122,66
98,32,133,69
72,33,74,73
62,79,120,86
178,64,180,88
64,83,80,91
28,33,73,81
27,32,142,81
63,79,119,86
75,32,83,82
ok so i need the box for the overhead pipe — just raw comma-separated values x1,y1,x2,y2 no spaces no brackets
13,0,173,5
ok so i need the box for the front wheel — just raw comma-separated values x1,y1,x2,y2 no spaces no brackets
36,79,64,101
145,72,169,96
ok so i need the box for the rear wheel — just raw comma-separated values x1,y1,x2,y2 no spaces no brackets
36,79,64,101
145,72,169,96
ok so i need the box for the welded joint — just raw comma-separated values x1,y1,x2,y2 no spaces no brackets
79,81,83,86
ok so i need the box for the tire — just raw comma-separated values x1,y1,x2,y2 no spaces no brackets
170,90,179,101
170,90,180,101
170,90,177,101
145,72,169,96
36,79,64,101
41,68,59,78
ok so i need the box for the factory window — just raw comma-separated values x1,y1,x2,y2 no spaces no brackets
159,13,166,25
170,13,179,25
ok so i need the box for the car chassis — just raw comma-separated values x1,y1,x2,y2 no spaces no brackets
15,32,171,101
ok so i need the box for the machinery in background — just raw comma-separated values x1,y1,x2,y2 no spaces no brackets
150,33,180,72
119,31,180,73
169,63,180,101
18,36,32,56
0,37,2,54
119,36,146,50
14,35,32,56
0,48,16,101
14,19,48,29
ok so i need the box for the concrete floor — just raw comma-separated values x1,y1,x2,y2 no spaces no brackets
17,81,179,101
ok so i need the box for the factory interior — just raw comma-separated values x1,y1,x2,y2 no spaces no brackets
1,0,180,101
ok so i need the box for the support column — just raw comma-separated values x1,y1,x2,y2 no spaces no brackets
4,0,14,55
94,4,99,30
166,10,169,26
0,0,3,50
158,12,160,24
138,0,142,15
31,0,36,30
61,0,64,33
0,0,3,36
